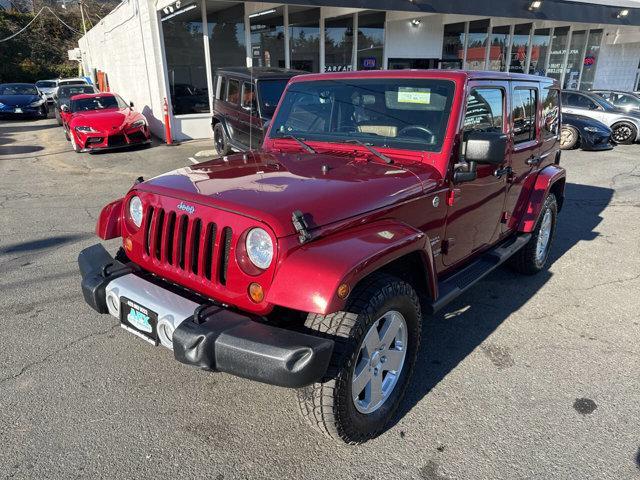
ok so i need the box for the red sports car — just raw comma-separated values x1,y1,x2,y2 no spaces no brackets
62,92,151,153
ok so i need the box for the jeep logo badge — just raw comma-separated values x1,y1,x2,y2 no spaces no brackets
177,202,195,214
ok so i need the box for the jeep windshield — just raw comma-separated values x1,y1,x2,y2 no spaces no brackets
269,78,455,152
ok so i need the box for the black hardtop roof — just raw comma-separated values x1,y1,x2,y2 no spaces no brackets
214,67,306,81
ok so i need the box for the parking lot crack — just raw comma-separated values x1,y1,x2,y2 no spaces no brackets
0,323,119,386
574,273,640,292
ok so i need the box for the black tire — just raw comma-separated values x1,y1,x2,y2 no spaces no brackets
213,122,230,156
296,273,422,444
55,110,62,126
509,193,558,275
560,126,579,150
64,128,70,141
70,132,80,153
611,121,637,145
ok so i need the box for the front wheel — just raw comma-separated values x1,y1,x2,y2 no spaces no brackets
70,132,80,153
611,121,637,145
212,122,230,156
296,273,421,444
560,126,579,150
508,193,558,275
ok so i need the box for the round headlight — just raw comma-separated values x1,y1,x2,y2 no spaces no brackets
129,195,143,228
245,228,273,270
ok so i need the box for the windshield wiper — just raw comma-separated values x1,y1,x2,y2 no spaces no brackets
345,139,393,164
277,134,316,153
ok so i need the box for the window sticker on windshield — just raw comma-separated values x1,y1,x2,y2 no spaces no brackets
397,87,431,104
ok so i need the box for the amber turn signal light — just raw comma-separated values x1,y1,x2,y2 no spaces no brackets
337,283,350,299
248,282,264,303
123,237,133,252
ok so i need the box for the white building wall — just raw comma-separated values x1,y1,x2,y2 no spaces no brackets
78,0,169,139
593,30,640,91
385,13,445,60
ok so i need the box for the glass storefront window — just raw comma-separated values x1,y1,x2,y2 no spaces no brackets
162,3,210,115
579,29,603,91
564,30,587,89
441,22,465,69
488,25,510,72
357,11,385,70
325,14,355,72
547,26,569,81
529,28,550,75
250,7,285,68
465,20,489,70
509,23,531,73
289,7,320,72
207,2,246,71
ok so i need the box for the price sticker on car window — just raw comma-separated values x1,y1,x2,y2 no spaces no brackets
397,87,431,104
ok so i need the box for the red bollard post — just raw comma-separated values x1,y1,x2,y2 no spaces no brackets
163,97,173,145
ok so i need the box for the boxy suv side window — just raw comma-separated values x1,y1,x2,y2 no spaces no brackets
512,88,537,144
241,82,257,111
227,79,240,104
463,88,504,133
217,76,227,100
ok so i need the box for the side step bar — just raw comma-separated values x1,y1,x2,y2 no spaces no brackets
427,233,531,314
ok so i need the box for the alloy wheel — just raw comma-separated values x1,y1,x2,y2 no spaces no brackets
535,208,552,264
352,310,408,414
613,124,633,143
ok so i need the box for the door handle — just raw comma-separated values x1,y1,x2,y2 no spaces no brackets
493,166,512,178
526,155,541,166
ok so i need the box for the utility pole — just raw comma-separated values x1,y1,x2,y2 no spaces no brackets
79,0,87,37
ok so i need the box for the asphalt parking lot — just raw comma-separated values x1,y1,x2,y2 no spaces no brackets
1,115,639,480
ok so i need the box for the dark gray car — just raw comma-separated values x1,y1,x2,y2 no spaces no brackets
53,84,97,125
561,90,640,144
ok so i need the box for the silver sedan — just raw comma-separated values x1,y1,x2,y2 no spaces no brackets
561,90,640,144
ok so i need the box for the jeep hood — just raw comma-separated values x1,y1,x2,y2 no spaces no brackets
137,150,441,237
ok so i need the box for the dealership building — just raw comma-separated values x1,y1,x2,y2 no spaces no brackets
78,0,640,141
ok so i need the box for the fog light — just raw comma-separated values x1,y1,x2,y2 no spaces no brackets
157,316,175,349
248,282,264,303
106,291,120,317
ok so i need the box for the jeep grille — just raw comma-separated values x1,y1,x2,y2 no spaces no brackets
143,206,231,284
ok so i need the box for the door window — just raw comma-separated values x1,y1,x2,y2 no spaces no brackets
561,92,597,110
241,82,257,111
226,79,240,104
512,88,537,144
463,88,504,132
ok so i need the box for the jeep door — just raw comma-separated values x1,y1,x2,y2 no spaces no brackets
442,83,509,267
223,78,243,146
502,82,543,230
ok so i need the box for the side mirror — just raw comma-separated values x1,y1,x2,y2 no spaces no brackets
465,131,508,165
129,101,134,108
61,105,69,113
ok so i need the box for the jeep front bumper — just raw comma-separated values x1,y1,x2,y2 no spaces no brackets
78,244,334,388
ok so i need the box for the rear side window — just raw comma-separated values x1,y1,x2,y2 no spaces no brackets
541,88,559,139
512,88,537,144
226,79,240,104
217,76,227,100
562,92,597,109
463,88,504,132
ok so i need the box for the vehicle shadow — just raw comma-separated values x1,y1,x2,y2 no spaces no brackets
0,123,58,132
0,145,45,156
0,234,91,255
388,181,613,430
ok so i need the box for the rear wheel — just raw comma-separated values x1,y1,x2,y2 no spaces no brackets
509,193,558,275
213,122,230,156
560,126,579,150
296,273,421,444
611,121,637,145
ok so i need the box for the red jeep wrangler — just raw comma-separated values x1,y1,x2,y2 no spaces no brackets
79,70,565,444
